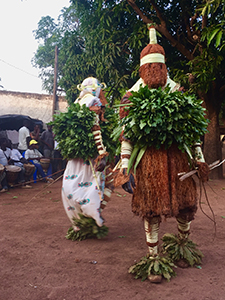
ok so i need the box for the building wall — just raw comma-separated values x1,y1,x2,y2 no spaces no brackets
0,90,68,124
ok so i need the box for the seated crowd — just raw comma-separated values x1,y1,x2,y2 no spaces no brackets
0,137,54,193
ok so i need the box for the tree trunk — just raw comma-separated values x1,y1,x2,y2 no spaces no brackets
201,90,223,179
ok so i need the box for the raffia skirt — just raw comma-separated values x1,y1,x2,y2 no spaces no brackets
132,144,197,221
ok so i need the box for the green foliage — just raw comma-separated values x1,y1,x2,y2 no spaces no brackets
121,86,209,152
162,233,204,266
50,103,118,161
111,119,122,156
128,253,176,281
174,47,224,95
101,106,120,162
59,0,146,103
199,0,223,16
32,0,225,177
187,49,223,93
201,23,225,51
50,103,97,161
65,214,108,241
32,6,83,94
174,0,225,96
33,0,150,101
33,0,225,114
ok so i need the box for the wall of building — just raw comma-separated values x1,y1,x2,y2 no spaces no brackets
0,90,68,124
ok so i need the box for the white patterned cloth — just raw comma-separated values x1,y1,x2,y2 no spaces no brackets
62,158,104,227
61,91,104,228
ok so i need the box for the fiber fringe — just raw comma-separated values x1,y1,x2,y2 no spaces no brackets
114,170,130,187
132,144,197,220
94,152,109,165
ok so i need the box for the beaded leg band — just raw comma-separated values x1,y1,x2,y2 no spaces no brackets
176,217,191,239
144,217,160,256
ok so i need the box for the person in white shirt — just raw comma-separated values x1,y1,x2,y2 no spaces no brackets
25,139,53,183
8,140,32,188
0,138,10,192
18,120,31,154
0,147,9,166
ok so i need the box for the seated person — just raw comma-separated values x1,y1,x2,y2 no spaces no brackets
8,140,33,189
25,139,54,183
0,168,7,192
0,138,10,192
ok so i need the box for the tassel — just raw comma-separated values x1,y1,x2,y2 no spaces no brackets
114,170,129,187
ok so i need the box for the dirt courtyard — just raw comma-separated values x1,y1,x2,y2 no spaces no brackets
1,177,225,300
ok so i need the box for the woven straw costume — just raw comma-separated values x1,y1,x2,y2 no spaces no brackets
115,28,208,282
62,77,113,232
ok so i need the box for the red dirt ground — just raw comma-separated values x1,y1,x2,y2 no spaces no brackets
1,177,225,300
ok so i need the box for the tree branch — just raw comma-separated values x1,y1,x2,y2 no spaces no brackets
202,15,207,29
126,0,193,61
127,0,154,24
219,84,225,95
149,0,166,27
184,16,192,40
190,12,198,29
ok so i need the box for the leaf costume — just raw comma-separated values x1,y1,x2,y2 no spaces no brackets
58,77,113,236
115,27,208,282
120,85,208,221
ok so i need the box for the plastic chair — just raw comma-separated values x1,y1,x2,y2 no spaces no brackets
22,151,37,183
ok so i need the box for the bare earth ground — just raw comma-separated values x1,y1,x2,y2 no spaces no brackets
1,177,225,300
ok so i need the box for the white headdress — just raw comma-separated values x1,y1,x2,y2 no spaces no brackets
77,77,106,98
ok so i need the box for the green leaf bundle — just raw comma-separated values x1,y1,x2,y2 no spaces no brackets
100,105,120,162
66,214,108,241
162,233,203,266
128,253,176,281
50,103,97,161
51,103,119,162
121,86,209,152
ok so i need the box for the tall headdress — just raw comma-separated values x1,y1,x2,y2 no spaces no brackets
139,26,167,88
140,27,165,67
